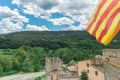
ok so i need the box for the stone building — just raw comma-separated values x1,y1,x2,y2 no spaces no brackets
46,57,61,73
46,58,79,80
67,65,78,76
78,49,120,80
91,55,103,66
104,60,120,80
103,49,120,80
78,60,104,80
45,49,120,80
46,57,62,80
58,75,80,80
103,49,120,58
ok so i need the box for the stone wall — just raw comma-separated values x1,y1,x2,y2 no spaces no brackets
91,55,103,66
103,49,120,58
46,58,61,73
104,62,120,80
46,75,52,80
46,58,62,80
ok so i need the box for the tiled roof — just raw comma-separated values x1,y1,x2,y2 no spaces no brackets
105,57,120,68
59,75,79,78
67,65,78,72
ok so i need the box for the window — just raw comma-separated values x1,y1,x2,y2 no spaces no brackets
95,71,98,76
87,70,89,73
87,62,89,67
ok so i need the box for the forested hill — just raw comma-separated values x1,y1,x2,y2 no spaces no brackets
0,31,120,49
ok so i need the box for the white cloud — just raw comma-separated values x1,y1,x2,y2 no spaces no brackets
12,0,98,19
11,0,99,30
0,29,11,34
12,0,19,6
65,25,85,31
0,19,23,34
0,6,29,34
26,24,49,31
49,17,74,25
38,0,58,10
64,26,81,31
0,6,29,22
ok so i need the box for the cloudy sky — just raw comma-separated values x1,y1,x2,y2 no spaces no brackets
0,0,99,34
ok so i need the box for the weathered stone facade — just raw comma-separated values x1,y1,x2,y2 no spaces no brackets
103,49,120,80
91,55,103,66
104,62,120,80
46,58,80,80
46,58,62,80
78,60,104,80
46,57,61,73
103,49,120,58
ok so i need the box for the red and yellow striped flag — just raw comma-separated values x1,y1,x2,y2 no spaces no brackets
86,0,120,45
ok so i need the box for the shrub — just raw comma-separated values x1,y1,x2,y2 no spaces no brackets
80,71,88,80
22,58,34,72
0,64,3,73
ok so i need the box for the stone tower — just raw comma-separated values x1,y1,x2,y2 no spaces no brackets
46,57,61,80
46,57,61,73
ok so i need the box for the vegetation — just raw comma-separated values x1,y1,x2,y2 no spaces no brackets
68,60,76,66
0,70,18,77
0,31,120,49
0,46,94,75
0,31,120,76
80,71,88,80
34,75,46,80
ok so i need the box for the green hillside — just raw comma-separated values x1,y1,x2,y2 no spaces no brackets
0,31,120,49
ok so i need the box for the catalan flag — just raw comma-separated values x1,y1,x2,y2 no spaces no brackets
86,0,120,45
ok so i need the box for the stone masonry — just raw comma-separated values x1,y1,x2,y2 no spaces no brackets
103,49,120,80
46,57,61,73
104,62,120,80
103,49,120,58
46,57,61,80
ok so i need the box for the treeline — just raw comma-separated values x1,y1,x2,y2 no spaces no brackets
0,31,95,49
0,46,46,73
0,31,120,49
0,46,102,73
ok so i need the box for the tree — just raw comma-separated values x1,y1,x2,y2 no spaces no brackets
80,71,88,80
68,59,76,66
12,58,21,70
55,48,74,64
29,47,46,71
14,47,28,65
22,58,34,72
0,64,3,73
